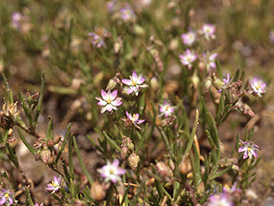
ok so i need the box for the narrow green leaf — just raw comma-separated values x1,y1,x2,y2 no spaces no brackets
102,131,121,152
73,136,94,185
17,129,35,155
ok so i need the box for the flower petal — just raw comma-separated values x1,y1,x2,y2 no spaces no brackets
110,90,118,100
101,89,108,101
122,79,132,86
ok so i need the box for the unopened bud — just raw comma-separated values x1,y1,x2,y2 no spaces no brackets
197,182,205,194
106,79,117,91
204,78,212,90
133,25,145,36
150,77,159,91
8,136,17,148
213,78,224,90
47,139,54,147
41,148,53,164
179,156,192,175
90,181,106,201
169,39,179,50
121,146,128,160
199,62,205,71
8,128,13,136
192,74,199,89
156,162,172,179
128,153,139,169
127,142,134,152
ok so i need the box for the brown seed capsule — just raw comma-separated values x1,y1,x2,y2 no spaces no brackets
90,182,106,201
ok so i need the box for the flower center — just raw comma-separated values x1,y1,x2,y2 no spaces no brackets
109,168,114,174
5,193,9,198
51,181,58,188
131,114,138,122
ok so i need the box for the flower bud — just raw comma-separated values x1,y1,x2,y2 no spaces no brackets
8,128,13,136
127,142,134,152
150,77,159,91
90,182,106,201
156,162,172,179
41,148,53,164
204,78,212,91
133,25,145,36
213,78,223,90
128,153,139,169
121,146,128,160
47,139,54,147
192,74,199,89
179,156,192,175
8,136,17,148
106,79,117,91
168,39,179,50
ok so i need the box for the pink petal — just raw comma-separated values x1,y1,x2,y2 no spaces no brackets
101,89,108,100
97,100,107,106
136,119,145,124
243,151,249,159
105,104,113,112
137,76,145,84
110,90,118,100
134,113,139,120
126,111,131,120
132,71,138,80
112,159,119,167
112,98,122,106
127,87,134,94
122,79,132,86
238,146,245,153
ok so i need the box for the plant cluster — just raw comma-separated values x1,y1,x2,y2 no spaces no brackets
0,0,271,206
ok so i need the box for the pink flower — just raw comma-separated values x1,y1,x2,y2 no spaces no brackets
35,203,44,206
179,49,197,69
207,193,233,206
207,53,218,69
46,176,62,194
122,71,148,96
120,4,136,22
201,23,216,41
249,77,267,97
159,101,175,117
223,73,231,86
96,89,122,113
181,31,196,46
0,189,14,206
88,32,105,48
11,12,23,30
97,159,126,183
126,111,145,125
238,141,260,159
